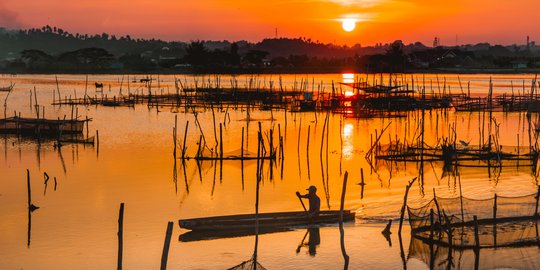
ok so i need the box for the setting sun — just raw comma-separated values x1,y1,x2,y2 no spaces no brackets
341,19,356,32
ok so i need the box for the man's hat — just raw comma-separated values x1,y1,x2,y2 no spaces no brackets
306,185,317,191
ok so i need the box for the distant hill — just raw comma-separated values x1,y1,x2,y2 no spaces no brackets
0,25,539,73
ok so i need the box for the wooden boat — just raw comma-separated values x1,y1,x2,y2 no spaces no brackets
0,83,14,92
179,210,355,231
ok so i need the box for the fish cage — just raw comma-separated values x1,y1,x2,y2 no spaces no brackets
408,189,540,249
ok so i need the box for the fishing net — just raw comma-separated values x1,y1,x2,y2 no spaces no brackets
227,258,267,270
407,191,540,248
408,235,540,270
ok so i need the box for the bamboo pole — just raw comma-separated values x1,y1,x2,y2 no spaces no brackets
160,221,174,270
182,121,189,159
398,177,417,235
339,171,349,270
173,115,178,158
473,215,480,249
117,203,124,270
535,185,540,216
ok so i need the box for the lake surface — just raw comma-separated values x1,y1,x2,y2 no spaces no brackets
1,73,540,269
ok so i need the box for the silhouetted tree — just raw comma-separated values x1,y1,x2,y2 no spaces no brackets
244,50,269,66
386,40,406,71
184,41,209,66
228,43,241,66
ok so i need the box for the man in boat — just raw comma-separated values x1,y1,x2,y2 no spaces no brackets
296,185,320,218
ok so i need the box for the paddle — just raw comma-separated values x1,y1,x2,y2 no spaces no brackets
295,191,308,214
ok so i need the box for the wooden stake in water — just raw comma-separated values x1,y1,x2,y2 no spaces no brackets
182,121,189,159
339,171,349,270
117,203,124,270
173,115,178,158
160,221,174,270
398,177,417,235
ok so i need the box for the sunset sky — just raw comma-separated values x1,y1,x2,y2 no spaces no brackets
0,0,538,46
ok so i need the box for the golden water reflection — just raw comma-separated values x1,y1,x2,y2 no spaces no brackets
1,74,540,269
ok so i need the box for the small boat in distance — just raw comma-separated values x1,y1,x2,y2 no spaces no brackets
0,83,14,92
179,210,356,231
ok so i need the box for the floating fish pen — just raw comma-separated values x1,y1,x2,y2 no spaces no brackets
452,77,540,112
407,230,540,270
53,95,135,107
452,94,540,112
0,116,89,136
180,124,279,162
339,82,456,112
376,140,539,168
408,188,540,250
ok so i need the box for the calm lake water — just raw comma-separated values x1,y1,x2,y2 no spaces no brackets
1,73,540,269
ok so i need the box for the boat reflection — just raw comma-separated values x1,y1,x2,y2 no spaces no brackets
178,226,294,242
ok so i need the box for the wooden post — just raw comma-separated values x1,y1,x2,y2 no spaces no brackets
253,127,262,267
429,209,434,242
182,121,189,159
493,194,497,220
493,193,498,247
360,168,365,199
55,75,61,105
339,171,349,269
173,115,178,158
340,171,349,222
399,177,417,235
473,215,480,249
160,221,174,270
278,124,282,159
535,185,540,217
306,125,311,158
118,203,124,270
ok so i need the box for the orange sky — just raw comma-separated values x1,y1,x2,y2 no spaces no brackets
0,0,538,46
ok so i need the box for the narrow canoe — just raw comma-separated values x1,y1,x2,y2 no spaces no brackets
179,210,355,231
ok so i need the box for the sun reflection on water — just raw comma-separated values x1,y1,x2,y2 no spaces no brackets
342,123,354,160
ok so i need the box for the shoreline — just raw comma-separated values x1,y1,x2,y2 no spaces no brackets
0,68,539,75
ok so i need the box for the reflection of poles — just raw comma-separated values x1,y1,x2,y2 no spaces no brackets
297,122,301,178
26,169,37,247
307,125,311,180
181,160,189,194
398,233,407,270
172,159,178,194
241,127,245,190
27,203,32,247
339,172,349,270
473,215,480,270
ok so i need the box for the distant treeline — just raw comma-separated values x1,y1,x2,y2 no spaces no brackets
0,25,539,73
